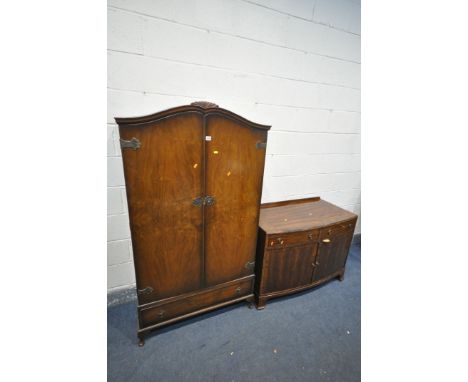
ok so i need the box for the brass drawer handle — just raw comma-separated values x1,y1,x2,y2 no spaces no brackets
322,238,331,243
235,287,241,294
157,310,165,319
308,233,315,240
277,238,284,245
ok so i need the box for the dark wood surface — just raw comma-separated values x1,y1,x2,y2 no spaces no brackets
117,103,269,345
262,244,318,293
255,197,357,309
204,114,267,286
259,198,357,233
313,228,354,281
119,113,204,304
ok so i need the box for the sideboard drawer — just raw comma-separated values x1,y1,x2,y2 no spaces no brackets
319,220,355,240
140,279,253,327
267,230,319,249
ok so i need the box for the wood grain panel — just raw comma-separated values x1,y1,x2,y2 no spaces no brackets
262,244,318,293
119,112,204,303
312,223,355,281
259,198,357,233
204,115,268,286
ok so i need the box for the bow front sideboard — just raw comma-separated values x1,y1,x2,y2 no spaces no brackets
254,197,357,309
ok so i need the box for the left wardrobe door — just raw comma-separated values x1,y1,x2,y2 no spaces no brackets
119,113,204,304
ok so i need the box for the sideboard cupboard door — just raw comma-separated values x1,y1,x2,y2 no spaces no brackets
262,244,317,293
119,113,204,304
203,114,268,286
312,226,354,282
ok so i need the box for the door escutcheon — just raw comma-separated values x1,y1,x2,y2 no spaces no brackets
192,197,203,207
204,195,216,206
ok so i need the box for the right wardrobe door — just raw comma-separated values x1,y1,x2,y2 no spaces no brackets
203,113,268,287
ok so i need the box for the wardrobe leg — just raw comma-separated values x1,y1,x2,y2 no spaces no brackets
255,297,267,310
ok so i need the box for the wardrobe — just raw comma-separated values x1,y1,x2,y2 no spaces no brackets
116,102,270,345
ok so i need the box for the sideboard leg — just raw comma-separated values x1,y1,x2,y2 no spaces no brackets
338,270,345,282
138,333,145,347
246,296,254,309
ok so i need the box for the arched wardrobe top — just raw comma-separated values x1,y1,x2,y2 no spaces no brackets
115,101,271,131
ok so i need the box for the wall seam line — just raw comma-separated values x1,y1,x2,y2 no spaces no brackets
108,5,361,64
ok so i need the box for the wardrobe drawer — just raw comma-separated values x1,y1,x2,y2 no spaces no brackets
319,219,356,240
140,279,253,326
267,230,319,249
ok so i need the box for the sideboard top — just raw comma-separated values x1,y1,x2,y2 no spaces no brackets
115,101,271,131
259,197,358,234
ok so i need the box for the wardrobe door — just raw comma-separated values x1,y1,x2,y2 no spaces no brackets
204,114,267,286
119,113,204,303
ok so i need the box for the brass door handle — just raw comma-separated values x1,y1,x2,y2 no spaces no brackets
322,238,331,243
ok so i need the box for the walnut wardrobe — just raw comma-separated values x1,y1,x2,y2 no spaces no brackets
116,102,270,346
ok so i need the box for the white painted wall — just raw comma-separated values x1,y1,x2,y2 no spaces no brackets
107,0,361,292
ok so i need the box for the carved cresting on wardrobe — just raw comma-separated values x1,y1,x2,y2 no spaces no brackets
116,102,270,346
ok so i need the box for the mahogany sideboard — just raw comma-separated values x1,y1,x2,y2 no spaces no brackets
254,197,357,309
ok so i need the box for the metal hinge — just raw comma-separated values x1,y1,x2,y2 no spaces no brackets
137,286,154,295
120,137,141,150
256,141,267,149
244,261,255,270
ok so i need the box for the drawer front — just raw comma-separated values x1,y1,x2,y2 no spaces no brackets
319,219,356,241
140,279,253,327
267,230,319,249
